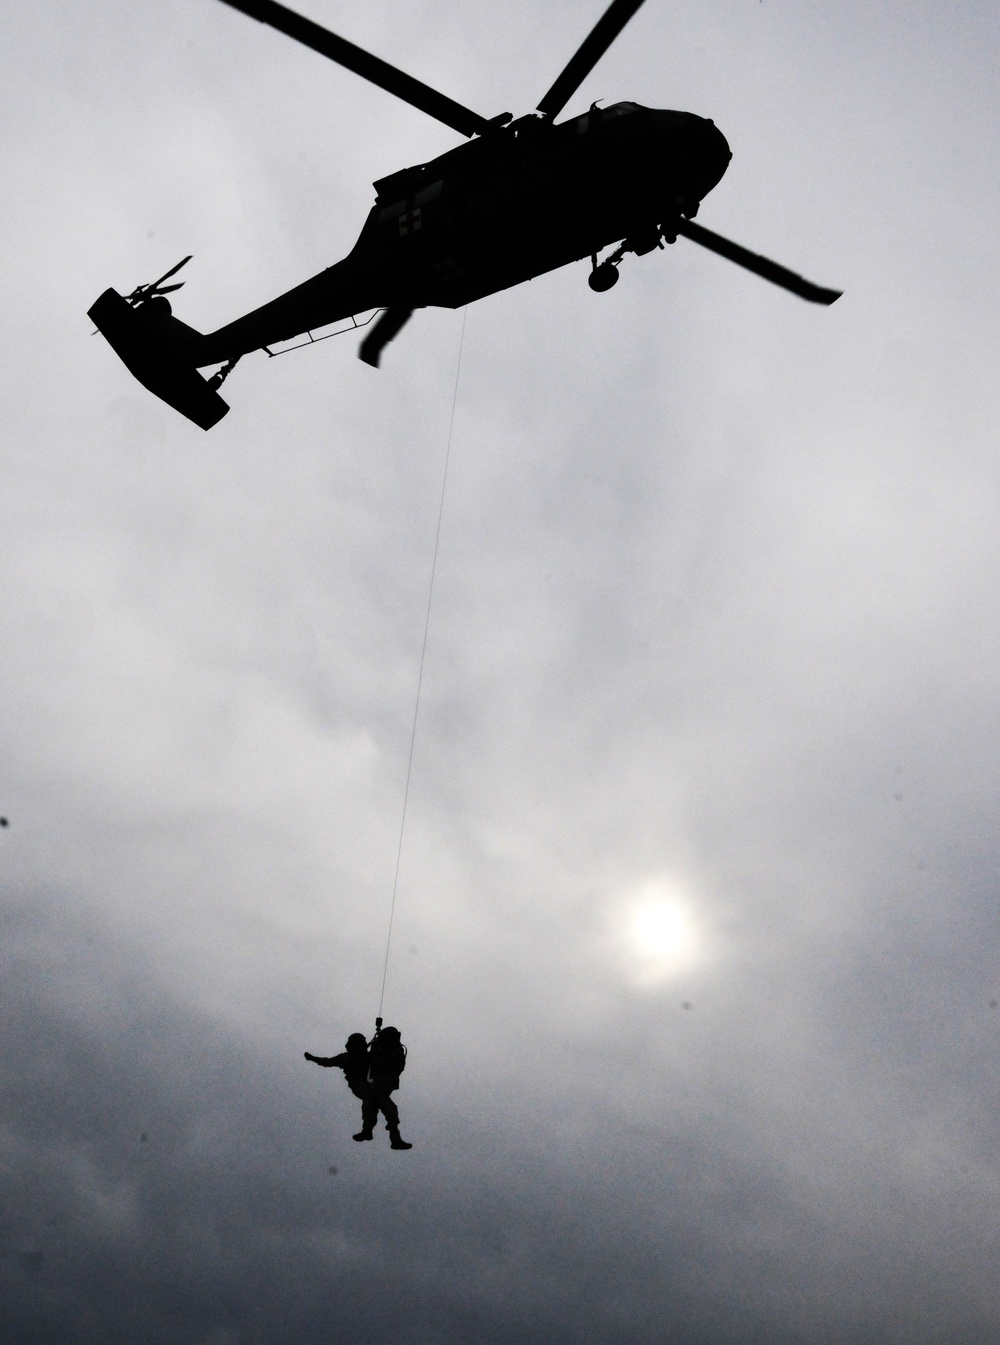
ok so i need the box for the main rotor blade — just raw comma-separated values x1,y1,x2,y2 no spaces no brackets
537,0,647,121
216,0,490,138
675,219,842,305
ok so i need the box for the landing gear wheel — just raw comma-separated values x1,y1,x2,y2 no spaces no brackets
588,263,619,293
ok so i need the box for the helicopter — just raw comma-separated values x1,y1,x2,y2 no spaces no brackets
88,0,842,430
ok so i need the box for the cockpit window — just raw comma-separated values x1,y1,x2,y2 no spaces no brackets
574,101,640,132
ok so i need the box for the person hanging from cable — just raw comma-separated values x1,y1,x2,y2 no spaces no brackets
304,1021,413,1150
362,1022,412,1149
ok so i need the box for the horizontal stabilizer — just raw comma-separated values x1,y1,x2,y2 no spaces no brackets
88,289,230,430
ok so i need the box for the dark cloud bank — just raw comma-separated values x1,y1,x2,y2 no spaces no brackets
3,889,1000,1345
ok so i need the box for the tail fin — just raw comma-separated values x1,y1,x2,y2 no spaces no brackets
88,289,229,431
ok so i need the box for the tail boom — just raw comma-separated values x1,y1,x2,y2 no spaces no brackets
191,258,382,367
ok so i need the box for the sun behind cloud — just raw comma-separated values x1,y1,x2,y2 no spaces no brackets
615,878,705,987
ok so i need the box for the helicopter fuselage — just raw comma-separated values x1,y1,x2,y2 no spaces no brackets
192,102,731,366
90,0,839,428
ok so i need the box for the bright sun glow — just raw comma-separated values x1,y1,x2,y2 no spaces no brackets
619,881,703,985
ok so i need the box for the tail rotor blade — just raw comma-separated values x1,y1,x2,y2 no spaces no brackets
537,0,647,121
675,220,842,305
125,256,194,307
149,255,193,290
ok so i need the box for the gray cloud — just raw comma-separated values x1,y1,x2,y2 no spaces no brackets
3,0,1000,1340
4,889,1000,1344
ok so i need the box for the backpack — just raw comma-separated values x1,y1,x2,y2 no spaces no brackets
369,1031,406,1081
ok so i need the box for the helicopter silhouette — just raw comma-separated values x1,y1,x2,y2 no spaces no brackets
88,0,841,430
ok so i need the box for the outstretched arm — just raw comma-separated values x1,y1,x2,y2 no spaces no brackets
304,1051,347,1067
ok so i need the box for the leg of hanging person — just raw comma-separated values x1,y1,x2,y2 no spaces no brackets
358,307,415,368
372,1085,411,1147
385,1094,412,1149
355,1094,378,1140
371,1085,399,1130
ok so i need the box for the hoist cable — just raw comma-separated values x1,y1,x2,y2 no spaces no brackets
377,310,467,1019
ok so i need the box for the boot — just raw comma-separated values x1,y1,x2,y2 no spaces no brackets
353,1129,373,1142
388,1128,412,1150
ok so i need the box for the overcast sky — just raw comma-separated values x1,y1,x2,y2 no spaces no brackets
2,1,1000,1341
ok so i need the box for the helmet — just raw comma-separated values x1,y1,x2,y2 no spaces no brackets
346,1033,368,1050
